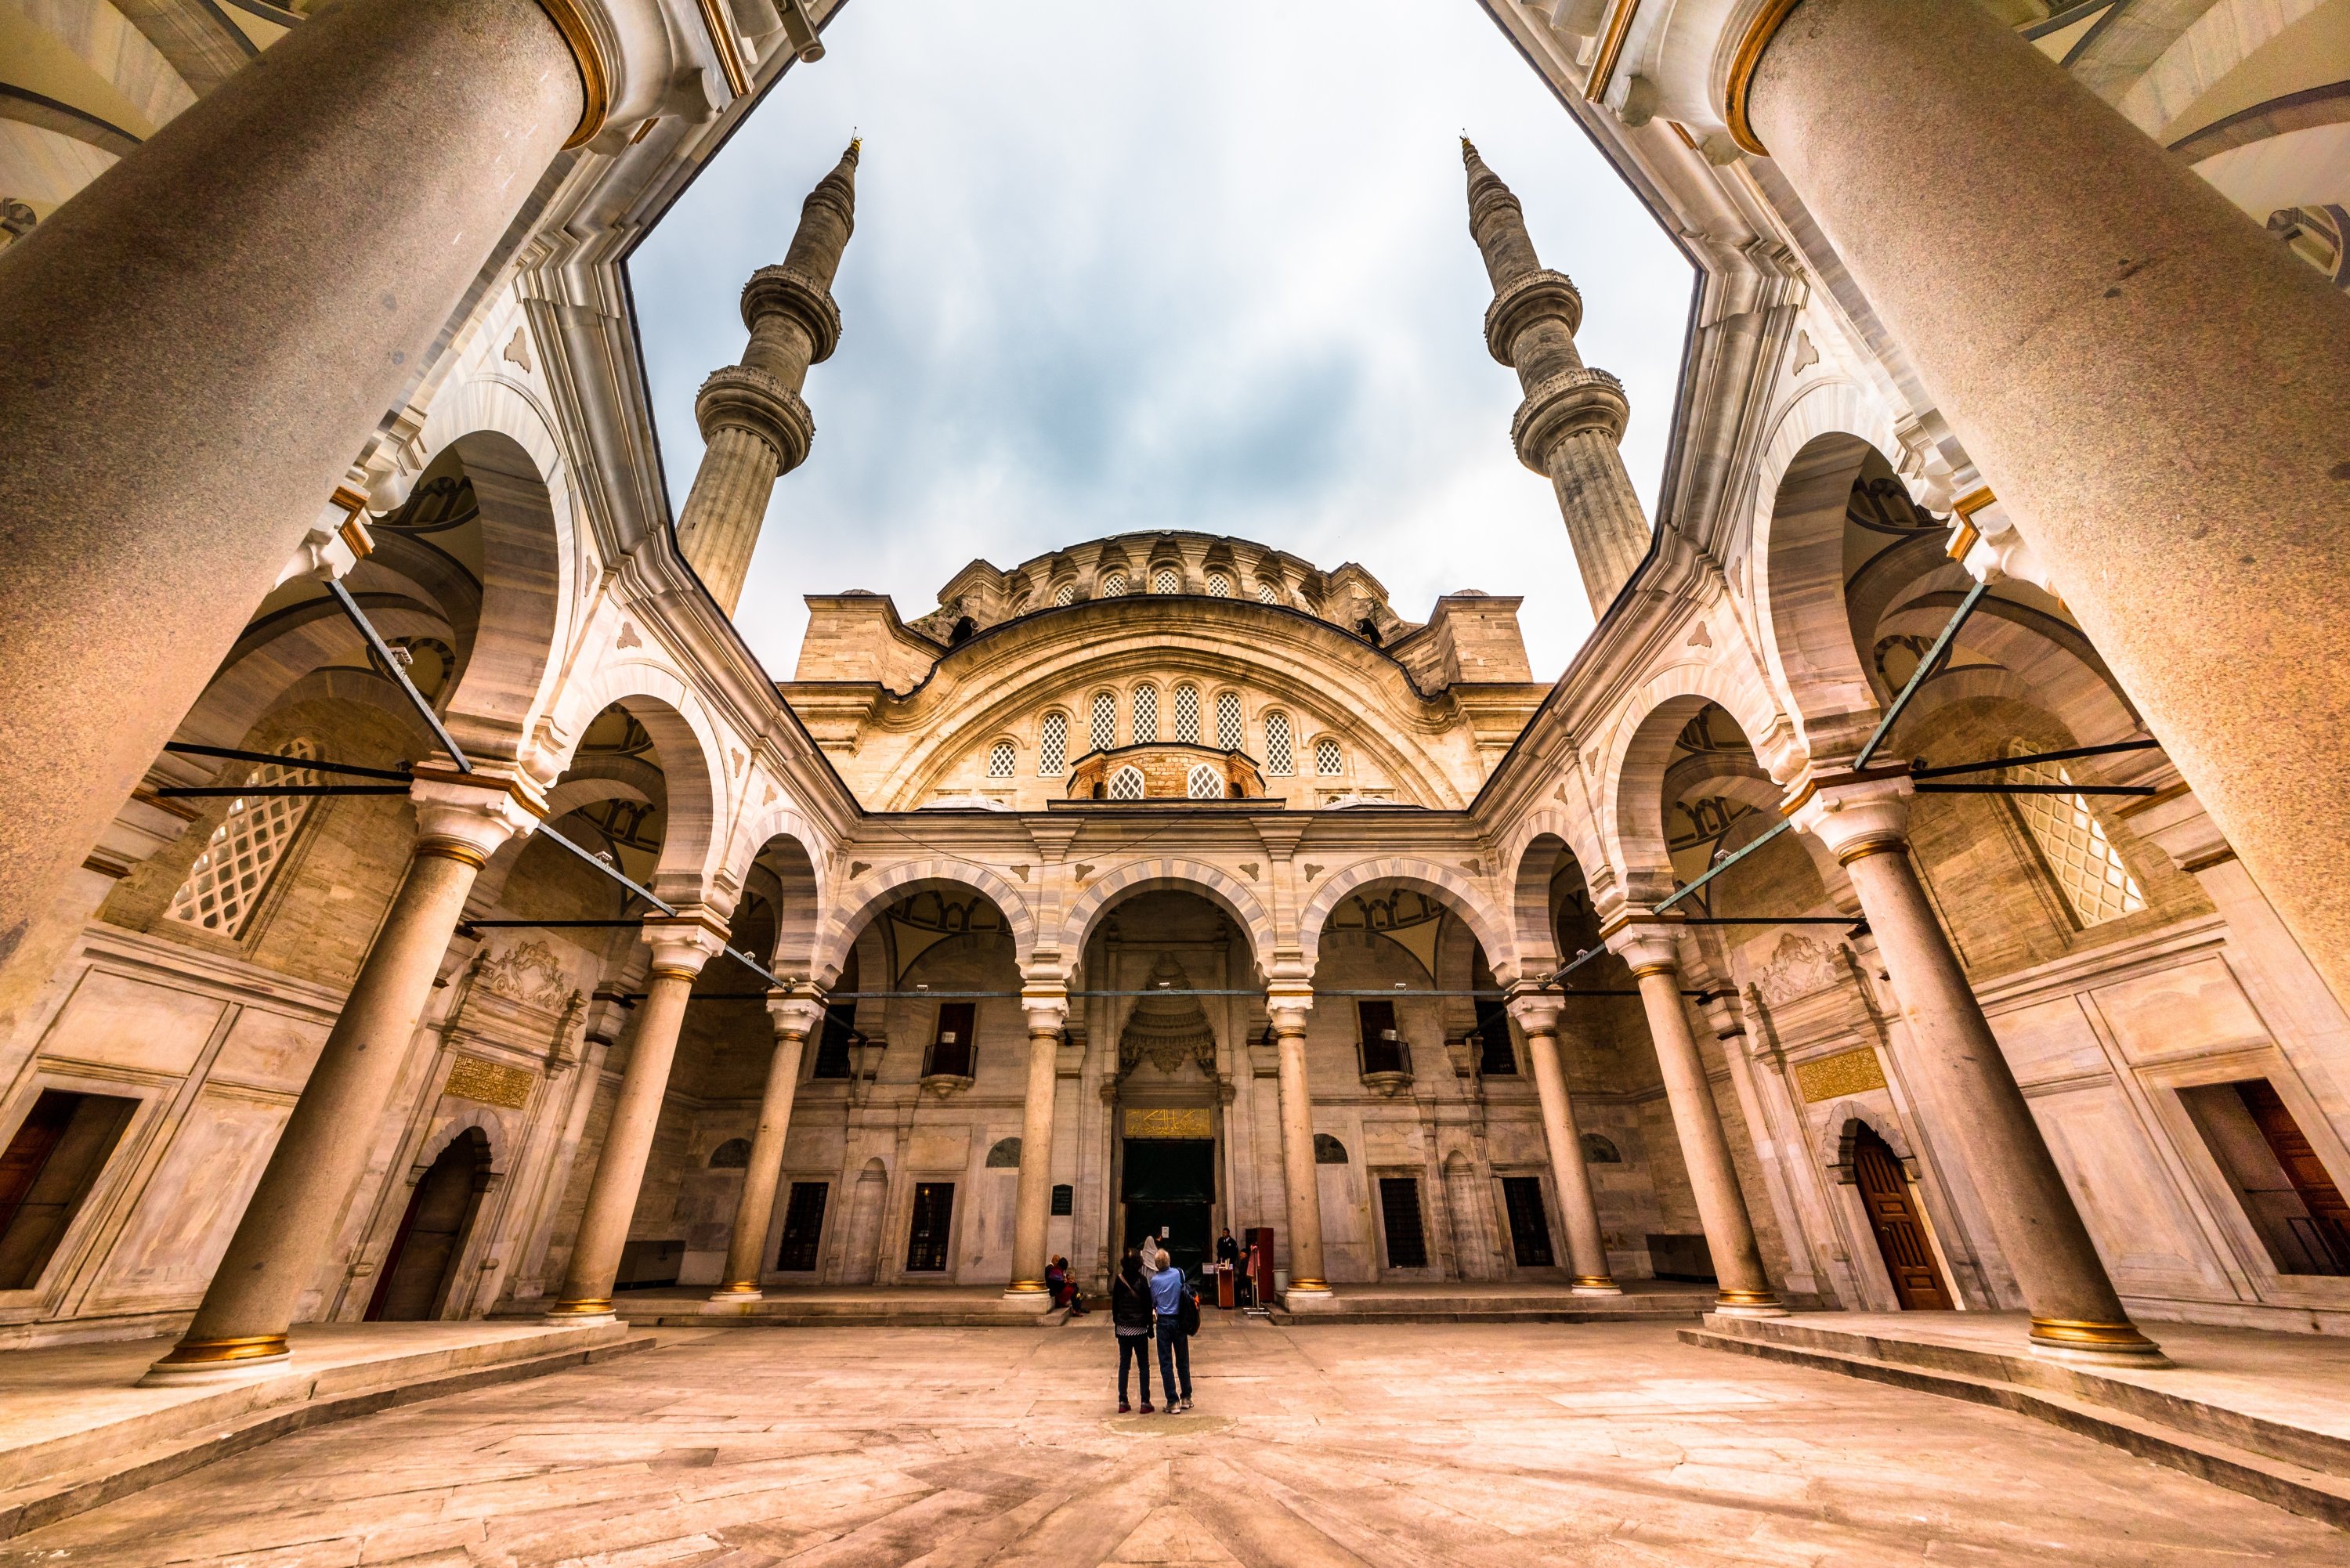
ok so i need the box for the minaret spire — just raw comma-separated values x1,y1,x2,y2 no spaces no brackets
1462,139,1650,614
674,139,862,614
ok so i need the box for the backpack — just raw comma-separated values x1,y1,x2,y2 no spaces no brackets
1178,1281,1201,1337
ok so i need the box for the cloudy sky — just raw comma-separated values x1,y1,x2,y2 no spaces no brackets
631,0,1692,682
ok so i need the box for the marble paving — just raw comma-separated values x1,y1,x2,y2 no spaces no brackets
6,1317,2344,1566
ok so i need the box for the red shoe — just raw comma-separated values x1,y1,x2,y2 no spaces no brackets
1139,1403,1155,1414
1118,1400,1131,1413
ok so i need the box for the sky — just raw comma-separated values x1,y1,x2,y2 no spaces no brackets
630,0,1693,682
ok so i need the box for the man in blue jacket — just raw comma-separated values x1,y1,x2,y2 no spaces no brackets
1148,1253,1193,1411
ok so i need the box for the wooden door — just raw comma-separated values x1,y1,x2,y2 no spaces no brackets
2238,1080,2350,1268
1851,1125,1952,1310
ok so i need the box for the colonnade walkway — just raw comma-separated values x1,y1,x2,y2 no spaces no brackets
2,1316,2345,1562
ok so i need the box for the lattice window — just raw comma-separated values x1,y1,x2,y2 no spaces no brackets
1053,583,1076,607
1131,685,1159,744
1172,685,1201,744
1099,570,1127,598
166,739,320,938
1316,737,1343,776
1090,692,1118,753
1216,692,1243,750
2008,750,2146,926
1109,766,1146,801
1188,763,1225,800
1256,583,1280,605
1153,566,1180,594
1038,712,1068,775
1206,572,1231,598
1264,712,1293,775
986,740,1016,779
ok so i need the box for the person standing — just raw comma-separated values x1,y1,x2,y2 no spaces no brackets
1111,1249,1155,1414
1150,1256,1193,1412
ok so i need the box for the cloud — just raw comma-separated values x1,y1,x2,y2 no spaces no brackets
631,0,1692,681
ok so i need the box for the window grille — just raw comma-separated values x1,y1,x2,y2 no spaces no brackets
1256,583,1280,605
1109,766,1145,801
1053,583,1076,607
1090,692,1117,753
1215,692,1243,750
1187,763,1224,799
986,740,1015,779
1173,685,1201,744
2008,750,2146,925
1264,712,1293,775
1038,712,1068,775
1099,570,1127,598
1132,685,1158,744
1315,737,1343,776
1206,572,1231,598
1153,566,1180,594
165,739,320,938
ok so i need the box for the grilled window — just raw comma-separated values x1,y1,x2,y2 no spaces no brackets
2007,746,2146,925
1099,569,1127,597
1090,692,1118,753
1256,582,1280,605
1038,711,1068,775
1053,583,1076,607
1173,685,1201,744
1215,692,1243,750
1264,712,1293,775
1188,764,1224,799
1109,766,1146,801
1206,572,1231,598
1153,566,1180,594
1131,685,1159,744
1316,737,1343,776
986,740,1015,778
165,738,320,938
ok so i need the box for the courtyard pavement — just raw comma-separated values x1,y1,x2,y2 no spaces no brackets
5,1315,2342,1566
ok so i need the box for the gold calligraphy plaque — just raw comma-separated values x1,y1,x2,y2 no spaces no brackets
1795,1046,1887,1104
1123,1107,1212,1140
445,1053,535,1109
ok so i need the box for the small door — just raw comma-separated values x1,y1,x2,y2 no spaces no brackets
369,1129,490,1321
1851,1125,1952,1310
2239,1080,2350,1268
905,1181,955,1272
1378,1176,1429,1269
1501,1176,1555,1268
776,1182,829,1271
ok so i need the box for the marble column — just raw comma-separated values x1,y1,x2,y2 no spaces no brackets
710,989,826,1301
145,767,540,1382
1795,773,2164,1363
1505,992,1618,1294
1007,987,1069,1299
1608,929,1782,1315
1269,987,1332,1296
1738,0,2350,1006
0,0,588,980
548,911,728,1321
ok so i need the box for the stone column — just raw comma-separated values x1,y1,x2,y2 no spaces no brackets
1607,928,1782,1316
0,0,591,976
144,767,539,1382
710,988,826,1302
1505,991,1618,1294
548,911,728,1322
1007,985,1069,1300
1268,985,1332,1297
1795,773,2164,1364
1735,0,2350,1006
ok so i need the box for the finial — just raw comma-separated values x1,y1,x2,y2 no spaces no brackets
1462,132,1478,161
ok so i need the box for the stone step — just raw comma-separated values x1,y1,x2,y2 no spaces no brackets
0,1331,653,1543
1683,1325,2350,1532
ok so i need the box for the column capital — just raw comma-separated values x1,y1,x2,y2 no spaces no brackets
1502,988,1562,1037
1266,978,1314,1036
1019,981,1069,1037
1788,768,1914,865
408,761,543,867
640,907,728,980
766,985,827,1039
1603,922,1683,978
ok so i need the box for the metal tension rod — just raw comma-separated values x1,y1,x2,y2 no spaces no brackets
163,742,413,781
1674,916,1864,926
1854,579,1990,769
1915,782,2157,796
530,820,788,989
1911,736,2160,779
157,783,410,797
1652,819,1794,916
324,577,472,772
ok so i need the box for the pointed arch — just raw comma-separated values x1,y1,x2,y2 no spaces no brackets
1298,858,1517,984
1598,662,1792,908
537,658,733,905
1059,859,1277,974
809,861,1039,988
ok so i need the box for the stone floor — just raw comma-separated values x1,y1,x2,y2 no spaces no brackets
8,1317,2345,1566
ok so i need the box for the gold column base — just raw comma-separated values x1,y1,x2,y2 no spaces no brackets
544,1297,614,1317
2030,1316,2161,1351
1715,1288,1784,1309
712,1281,761,1295
1571,1275,1622,1293
1286,1277,1330,1292
1005,1280,1048,1294
152,1332,289,1367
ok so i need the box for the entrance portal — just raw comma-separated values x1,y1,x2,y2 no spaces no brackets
368,1128,489,1321
1122,1136,1213,1279
1850,1123,1953,1310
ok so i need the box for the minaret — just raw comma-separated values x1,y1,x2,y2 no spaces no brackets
675,140,860,614
1463,139,1650,613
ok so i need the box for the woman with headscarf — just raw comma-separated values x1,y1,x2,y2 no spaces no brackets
1110,1248,1155,1413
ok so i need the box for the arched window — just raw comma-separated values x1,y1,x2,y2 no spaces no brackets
166,738,320,938
1108,765,1146,801
1314,1133,1349,1164
1131,685,1159,744
1172,684,1201,744
1099,569,1127,598
985,1136,1022,1168
1038,711,1068,775
708,1138,752,1169
1053,582,1076,607
1580,1133,1622,1165
1264,712,1294,775
986,739,1016,779
1315,737,1343,776
1152,565,1180,594
1187,763,1225,799
2005,742,2146,925
1206,571,1231,598
1256,582,1280,605
1090,692,1118,753
1215,692,1243,750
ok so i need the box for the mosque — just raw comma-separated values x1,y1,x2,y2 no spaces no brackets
1,0,2348,1559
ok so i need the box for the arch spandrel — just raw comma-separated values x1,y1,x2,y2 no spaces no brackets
808,861,1040,989
1058,859,1278,975
1297,858,1517,985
